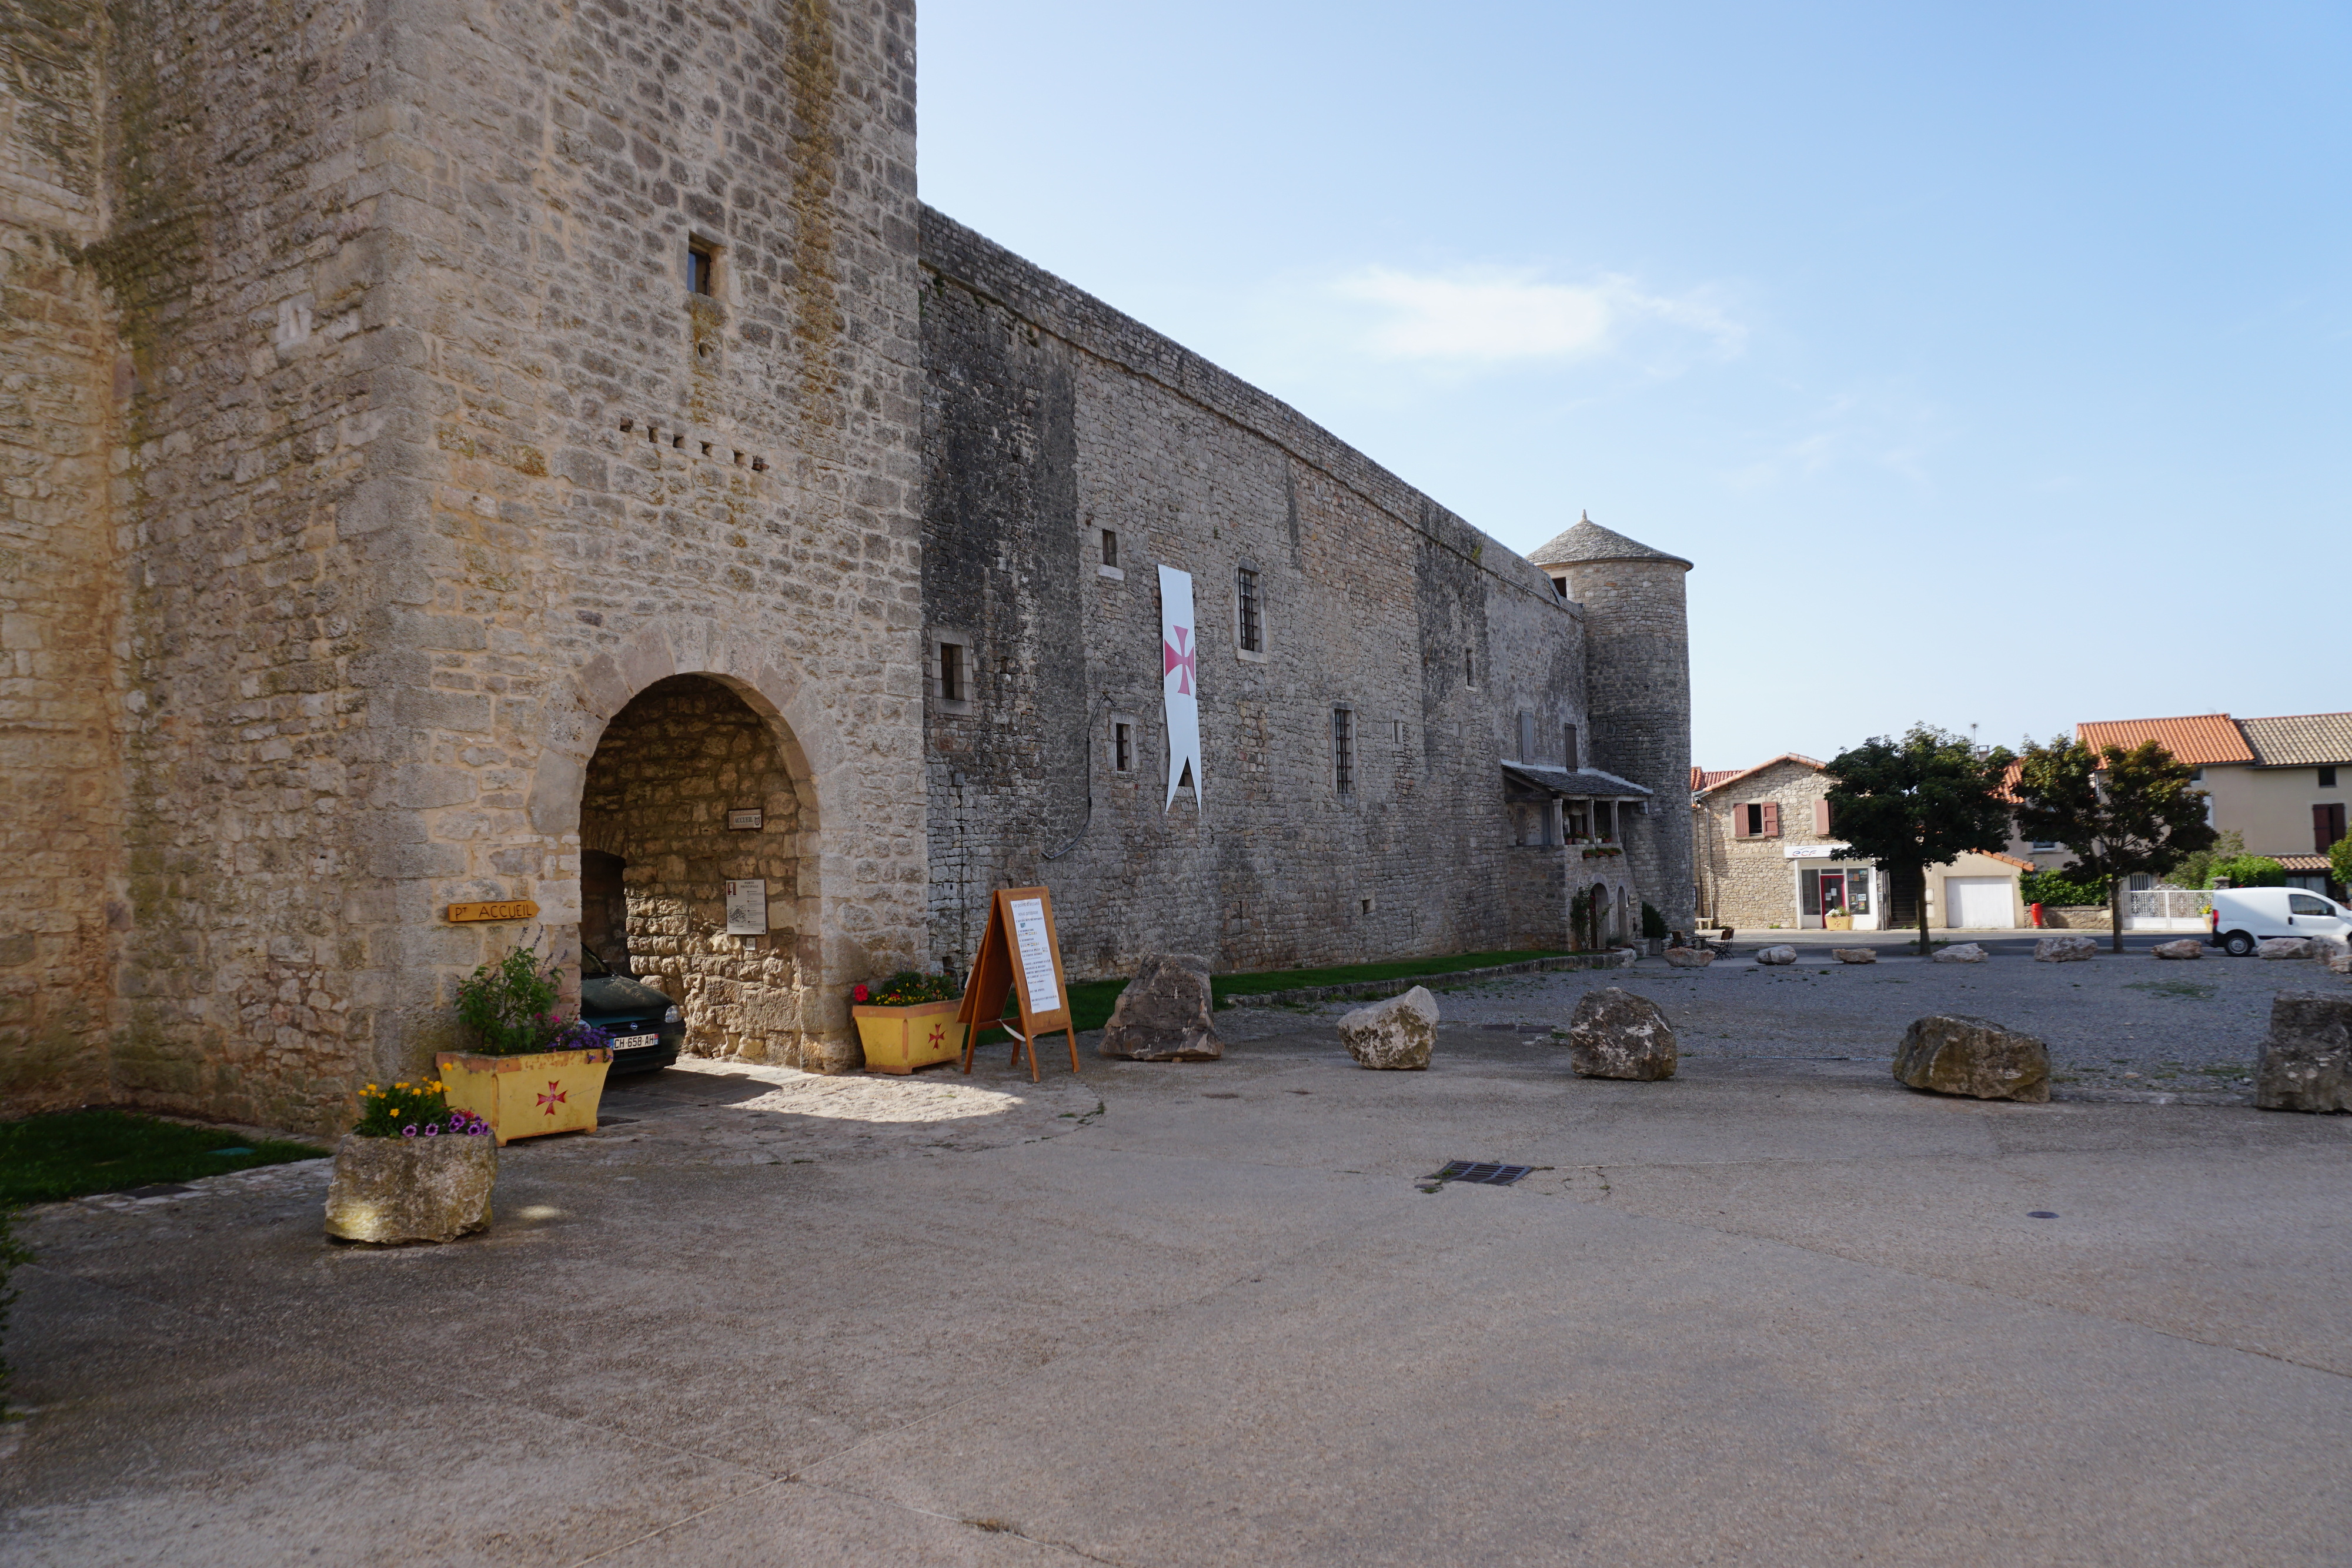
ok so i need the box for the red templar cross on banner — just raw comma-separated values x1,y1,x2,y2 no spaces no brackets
1163,625,1196,696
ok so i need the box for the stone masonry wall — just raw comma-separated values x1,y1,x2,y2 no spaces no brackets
1693,759,1846,930
0,0,119,1112
4,0,926,1130
1560,557,1693,935
920,209,1603,979
579,674,813,1063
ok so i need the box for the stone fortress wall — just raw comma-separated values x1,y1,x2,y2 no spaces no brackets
1,0,928,1129
918,210,1686,978
1,0,1693,1131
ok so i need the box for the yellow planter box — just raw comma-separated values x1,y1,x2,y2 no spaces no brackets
1825,914,1854,931
853,999,966,1075
434,1047,612,1145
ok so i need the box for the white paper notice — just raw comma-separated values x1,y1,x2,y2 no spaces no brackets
724,879,768,935
1008,897,1061,1015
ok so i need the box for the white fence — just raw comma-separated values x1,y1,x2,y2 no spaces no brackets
2126,887,2214,932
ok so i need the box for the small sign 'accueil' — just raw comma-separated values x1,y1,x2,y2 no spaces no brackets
727,808,763,831
724,879,768,935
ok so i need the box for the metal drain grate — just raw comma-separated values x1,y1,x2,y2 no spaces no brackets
1431,1161,1532,1186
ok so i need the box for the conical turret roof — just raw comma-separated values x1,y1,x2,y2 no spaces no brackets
1528,514,1692,570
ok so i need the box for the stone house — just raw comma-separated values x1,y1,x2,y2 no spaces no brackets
0,0,1694,1132
1693,756,2026,932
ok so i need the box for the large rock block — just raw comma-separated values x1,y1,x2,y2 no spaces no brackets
2254,991,2352,1112
1563,987,1678,1080
1932,944,1989,964
1097,953,1225,1061
2259,937,2315,960
1894,1014,2051,1104
324,1132,496,1244
2309,934,2348,963
1661,947,1715,969
1755,945,1798,966
2151,940,2205,960
2035,935,2099,962
1830,948,1876,965
1339,986,1438,1070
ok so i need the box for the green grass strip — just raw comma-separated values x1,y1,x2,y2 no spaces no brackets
1054,950,1569,1034
0,1109,328,1206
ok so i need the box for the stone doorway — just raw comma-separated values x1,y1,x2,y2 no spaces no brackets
579,674,818,1065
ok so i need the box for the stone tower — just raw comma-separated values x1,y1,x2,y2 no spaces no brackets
1529,517,1695,935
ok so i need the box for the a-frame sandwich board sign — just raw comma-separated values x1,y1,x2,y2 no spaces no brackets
957,885,1082,1082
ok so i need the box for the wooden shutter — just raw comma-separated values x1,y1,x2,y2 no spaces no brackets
1813,798,1832,835
1760,801,1780,838
2321,803,2348,852
1732,804,1750,838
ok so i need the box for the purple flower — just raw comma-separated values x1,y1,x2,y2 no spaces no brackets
422,1122,439,1136
468,1124,489,1135
401,1125,419,1138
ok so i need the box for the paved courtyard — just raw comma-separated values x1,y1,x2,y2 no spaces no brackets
5,972,2351,1566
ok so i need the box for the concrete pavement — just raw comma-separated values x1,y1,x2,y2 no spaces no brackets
5,1020,2350,1565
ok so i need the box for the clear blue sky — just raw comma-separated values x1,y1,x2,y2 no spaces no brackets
918,2,2349,769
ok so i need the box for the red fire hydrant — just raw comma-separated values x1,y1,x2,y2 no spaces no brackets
2030,902,2045,928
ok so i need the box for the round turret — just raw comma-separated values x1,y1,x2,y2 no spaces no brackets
1529,515,1695,934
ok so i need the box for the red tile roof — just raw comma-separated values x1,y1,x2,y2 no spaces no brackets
2276,854,2334,872
1690,766,1745,793
1689,754,1825,796
2075,713,2254,766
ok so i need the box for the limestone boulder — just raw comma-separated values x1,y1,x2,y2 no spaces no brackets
2329,952,2352,977
1563,987,1678,1081
1097,953,1225,1061
1933,944,1989,964
1894,1014,2051,1104
1339,986,1439,1071
2151,940,2206,961
1830,948,1876,965
1661,947,1715,969
2034,935,2099,962
1756,945,1798,966
2253,991,2352,1112
2310,934,2349,964
324,1132,496,1245
2259,937,2315,960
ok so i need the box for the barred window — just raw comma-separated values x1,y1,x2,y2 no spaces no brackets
1101,529,1118,568
1237,567,1262,653
1113,721,1132,773
1333,707,1355,795
938,641,964,703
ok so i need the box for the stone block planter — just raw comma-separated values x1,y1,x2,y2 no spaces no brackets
324,1131,496,1244
435,1047,612,1144
854,998,968,1074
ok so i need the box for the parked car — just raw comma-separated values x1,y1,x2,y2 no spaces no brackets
582,947,685,1073
2207,887,2352,955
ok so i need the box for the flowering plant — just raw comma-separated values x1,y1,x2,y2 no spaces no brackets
355,1080,492,1140
853,970,960,1007
553,1019,616,1053
456,944,564,1055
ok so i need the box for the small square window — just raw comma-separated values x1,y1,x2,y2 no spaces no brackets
2323,765,2339,788
687,242,716,296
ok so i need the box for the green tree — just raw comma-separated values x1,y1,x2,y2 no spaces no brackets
1824,725,2017,954
2331,834,2352,894
2164,829,2245,891
2208,854,2286,888
2012,738,2219,952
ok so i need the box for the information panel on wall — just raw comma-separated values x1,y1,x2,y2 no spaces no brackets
724,879,768,935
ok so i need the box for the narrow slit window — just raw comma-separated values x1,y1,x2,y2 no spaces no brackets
1237,567,1262,653
1101,529,1118,568
1113,721,1132,773
1517,710,1534,764
687,241,716,296
1463,647,1474,687
1333,707,1355,795
1563,724,1579,770
938,641,964,703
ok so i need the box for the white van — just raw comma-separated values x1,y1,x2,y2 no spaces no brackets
2207,887,2352,955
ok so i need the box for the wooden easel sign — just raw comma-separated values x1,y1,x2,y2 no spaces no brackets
957,886,1082,1081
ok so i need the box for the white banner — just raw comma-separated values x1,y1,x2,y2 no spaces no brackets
1158,565,1202,810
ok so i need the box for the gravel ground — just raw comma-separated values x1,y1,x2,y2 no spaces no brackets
1245,948,2352,1102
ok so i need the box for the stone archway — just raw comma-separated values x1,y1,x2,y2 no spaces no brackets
577,674,821,1068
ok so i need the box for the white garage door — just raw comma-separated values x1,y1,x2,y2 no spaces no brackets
1948,877,2013,930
